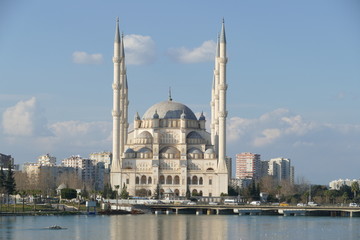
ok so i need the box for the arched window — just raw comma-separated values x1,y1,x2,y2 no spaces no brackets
166,176,173,184
192,176,198,185
141,175,147,184
148,177,152,184
199,177,203,185
135,176,140,184
159,175,165,184
199,190,203,196
174,189,180,197
174,175,180,185
147,190,152,196
192,189,198,196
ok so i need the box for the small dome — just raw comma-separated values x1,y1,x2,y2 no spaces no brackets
138,131,152,139
187,131,203,139
57,183,67,190
138,147,152,153
205,148,215,154
142,100,197,120
153,110,159,119
199,112,205,120
188,148,202,154
160,146,179,154
125,148,135,153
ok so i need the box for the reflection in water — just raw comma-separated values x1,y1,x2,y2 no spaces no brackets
0,216,16,240
0,214,359,240
109,215,228,240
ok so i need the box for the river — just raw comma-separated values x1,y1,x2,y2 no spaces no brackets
0,214,359,240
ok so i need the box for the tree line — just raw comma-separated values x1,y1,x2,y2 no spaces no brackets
228,176,360,205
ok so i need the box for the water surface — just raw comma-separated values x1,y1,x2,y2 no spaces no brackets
0,214,359,240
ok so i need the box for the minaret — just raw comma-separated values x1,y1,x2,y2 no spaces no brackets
211,34,220,152
210,75,215,144
123,75,129,145
217,19,228,172
111,17,121,171
119,33,127,156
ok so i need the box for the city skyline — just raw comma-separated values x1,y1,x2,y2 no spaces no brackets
0,0,359,184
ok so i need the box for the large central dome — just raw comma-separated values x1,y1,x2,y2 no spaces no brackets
142,100,197,120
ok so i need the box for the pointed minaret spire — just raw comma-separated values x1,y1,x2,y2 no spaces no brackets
114,17,120,43
135,112,140,120
220,18,226,44
120,33,125,59
216,33,220,57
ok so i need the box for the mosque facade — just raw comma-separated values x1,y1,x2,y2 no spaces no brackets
110,19,229,197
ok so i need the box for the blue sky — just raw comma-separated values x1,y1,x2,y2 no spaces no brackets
1,0,359,184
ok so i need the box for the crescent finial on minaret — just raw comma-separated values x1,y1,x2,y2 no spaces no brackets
169,87,173,101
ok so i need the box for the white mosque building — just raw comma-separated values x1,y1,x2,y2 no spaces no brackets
110,19,229,197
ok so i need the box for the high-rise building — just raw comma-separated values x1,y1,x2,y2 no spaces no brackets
329,178,360,190
0,153,14,168
89,151,112,171
235,152,261,179
62,155,105,190
268,157,293,183
225,156,232,180
110,19,229,197
38,154,56,166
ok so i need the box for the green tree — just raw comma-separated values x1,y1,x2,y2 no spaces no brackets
82,185,89,199
5,164,16,194
154,184,161,200
18,190,28,212
0,167,5,189
114,185,120,210
61,188,77,199
5,163,16,205
185,185,190,199
228,185,239,196
342,192,349,203
120,183,129,199
351,182,359,199
0,167,5,211
102,183,114,199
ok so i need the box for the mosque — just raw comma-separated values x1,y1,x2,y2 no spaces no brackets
110,19,229,197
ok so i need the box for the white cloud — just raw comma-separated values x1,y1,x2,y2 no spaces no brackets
227,108,316,146
49,120,111,147
72,51,103,64
2,97,50,136
226,109,360,183
124,34,156,65
253,128,281,147
167,40,216,63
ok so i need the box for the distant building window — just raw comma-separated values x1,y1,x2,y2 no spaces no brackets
159,175,165,184
126,179,129,184
209,179,212,185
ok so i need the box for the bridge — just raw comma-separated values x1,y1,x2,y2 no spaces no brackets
141,204,360,217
